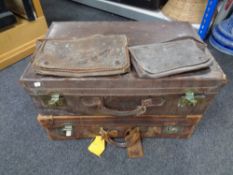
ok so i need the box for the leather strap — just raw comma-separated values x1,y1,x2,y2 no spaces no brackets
99,127,141,148
127,134,144,158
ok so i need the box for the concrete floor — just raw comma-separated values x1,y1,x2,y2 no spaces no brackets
1,0,233,175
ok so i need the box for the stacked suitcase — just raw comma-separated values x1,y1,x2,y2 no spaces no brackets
20,21,227,158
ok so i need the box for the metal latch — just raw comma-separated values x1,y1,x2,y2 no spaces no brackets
61,124,73,137
48,93,60,106
178,90,206,107
44,92,65,107
163,126,181,134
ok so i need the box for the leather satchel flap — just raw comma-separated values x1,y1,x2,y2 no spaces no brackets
32,34,130,77
129,39,213,78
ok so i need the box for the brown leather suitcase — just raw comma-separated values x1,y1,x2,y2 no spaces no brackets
20,22,226,157
20,22,226,116
37,114,202,140
37,114,202,157
21,62,224,116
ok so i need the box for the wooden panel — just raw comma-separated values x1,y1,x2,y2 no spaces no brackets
0,17,47,69
32,0,44,17
0,0,48,70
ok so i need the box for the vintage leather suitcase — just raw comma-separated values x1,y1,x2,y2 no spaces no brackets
20,22,226,157
37,114,202,157
20,22,226,117
37,114,202,140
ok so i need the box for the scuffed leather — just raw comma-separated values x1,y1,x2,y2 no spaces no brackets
32,34,130,77
129,39,213,78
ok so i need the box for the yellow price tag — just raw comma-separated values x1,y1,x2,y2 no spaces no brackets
88,136,105,157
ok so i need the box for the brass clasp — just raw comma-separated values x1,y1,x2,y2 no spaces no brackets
178,90,206,107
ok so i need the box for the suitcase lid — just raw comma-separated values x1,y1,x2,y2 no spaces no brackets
20,22,227,96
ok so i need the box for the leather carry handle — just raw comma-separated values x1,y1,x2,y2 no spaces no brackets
81,97,166,117
99,127,141,148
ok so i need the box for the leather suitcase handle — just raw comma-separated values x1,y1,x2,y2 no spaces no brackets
100,105,146,117
100,127,141,148
81,97,165,117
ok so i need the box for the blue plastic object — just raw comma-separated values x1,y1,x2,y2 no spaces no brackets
209,35,233,55
209,13,233,56
198,0,219,40
218,14,233,40
212,26,233,49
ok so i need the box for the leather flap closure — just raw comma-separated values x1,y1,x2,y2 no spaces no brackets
32,34,130,77
129,39,213,78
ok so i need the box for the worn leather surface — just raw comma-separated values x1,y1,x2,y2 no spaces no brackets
20,22,227,117
35,94,215,116
22,22,226,84
127,130,144,158
32,35,130,77
46,22,203,46
129,39,213,78
37,114,203,140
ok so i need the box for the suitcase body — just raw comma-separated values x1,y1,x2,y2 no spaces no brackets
20,22,226,144
21,58,225,117
38,114,202,140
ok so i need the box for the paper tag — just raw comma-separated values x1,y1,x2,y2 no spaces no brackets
88,136,105,157
34,82,41,87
